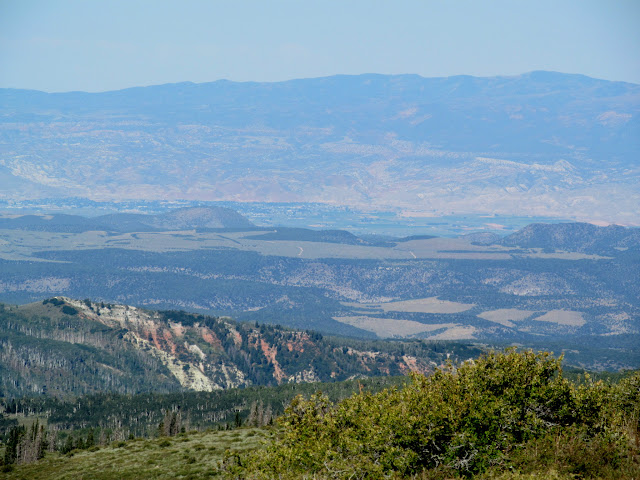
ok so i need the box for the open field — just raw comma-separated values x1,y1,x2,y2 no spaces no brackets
380,297,475,314
344,297,475,315
0,228,612,262
2,428,270,480
393,237,513,260
533,310,586,327
335,306,585,339
428,325,477,340
332,315,457,338
478,308,536,327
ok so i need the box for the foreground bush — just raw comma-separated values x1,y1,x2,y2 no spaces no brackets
226,350,640,478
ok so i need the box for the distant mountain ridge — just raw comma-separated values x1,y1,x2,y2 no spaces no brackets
0,206,254,233
498,222,640,254
1,71,638,224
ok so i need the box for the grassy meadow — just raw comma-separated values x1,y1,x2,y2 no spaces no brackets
2,428,270,480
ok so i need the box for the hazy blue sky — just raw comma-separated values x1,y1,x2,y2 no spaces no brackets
1,0,638,92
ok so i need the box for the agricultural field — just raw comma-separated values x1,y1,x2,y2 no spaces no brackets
0,223,614,262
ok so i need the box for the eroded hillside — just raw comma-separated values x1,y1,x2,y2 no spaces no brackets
0,298,477,398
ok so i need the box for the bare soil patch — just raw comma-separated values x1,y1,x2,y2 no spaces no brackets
379,297,475,314
534,309,585,327
333,315,456,338
477,308,535,327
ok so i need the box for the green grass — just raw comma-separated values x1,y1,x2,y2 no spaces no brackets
2,428,270,480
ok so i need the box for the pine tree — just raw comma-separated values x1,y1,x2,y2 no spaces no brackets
168,412,177,436
247,401,258,426
99,429,108,446
16,421,45,464
86,428,95,448
4,426,23,465
61,435,74,454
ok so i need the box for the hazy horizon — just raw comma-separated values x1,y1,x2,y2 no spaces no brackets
4,69,640,95
1,0,639,92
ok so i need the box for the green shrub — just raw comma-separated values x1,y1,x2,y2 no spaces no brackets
61,305,79,316
232,350,639,479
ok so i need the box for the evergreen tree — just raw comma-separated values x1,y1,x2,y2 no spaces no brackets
3,426,23,465
86,428,95,448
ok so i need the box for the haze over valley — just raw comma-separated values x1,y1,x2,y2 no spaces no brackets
1,70,638,374
1,72,638,225
1,72,638,373
1,2,639,475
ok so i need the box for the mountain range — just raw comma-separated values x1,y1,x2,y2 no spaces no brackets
0,206,253,233
1,71,638,224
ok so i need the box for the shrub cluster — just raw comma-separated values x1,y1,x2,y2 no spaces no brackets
228,350,639,479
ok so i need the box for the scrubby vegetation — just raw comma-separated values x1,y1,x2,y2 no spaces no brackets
2,350,638,479
225,350,640,479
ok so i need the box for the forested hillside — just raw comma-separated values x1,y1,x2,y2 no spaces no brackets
0,298,478,398
0,376,406,445
498,222,640,254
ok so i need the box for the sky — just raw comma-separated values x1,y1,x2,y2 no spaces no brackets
0,0,639,92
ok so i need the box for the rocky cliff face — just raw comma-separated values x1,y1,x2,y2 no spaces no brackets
0,297,475,398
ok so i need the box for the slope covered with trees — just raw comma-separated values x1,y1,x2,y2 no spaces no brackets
0,376,406,442
0,298,479,398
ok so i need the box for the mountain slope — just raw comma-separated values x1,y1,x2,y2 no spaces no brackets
0,298,479,398
498,222,640,254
